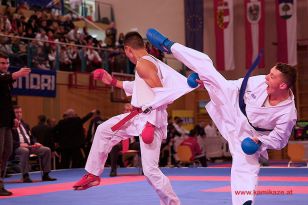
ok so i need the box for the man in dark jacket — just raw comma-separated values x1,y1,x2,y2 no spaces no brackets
31,115,54,150
12,105,56,183
0,52,30,196
54,109,95,168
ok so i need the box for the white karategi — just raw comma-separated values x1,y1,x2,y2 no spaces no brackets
169,43,297,205
85,55,194,205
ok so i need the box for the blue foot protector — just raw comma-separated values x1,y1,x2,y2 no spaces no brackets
243,200,252,205
146,28,174,53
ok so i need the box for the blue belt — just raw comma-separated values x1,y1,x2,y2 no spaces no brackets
239,50,273,132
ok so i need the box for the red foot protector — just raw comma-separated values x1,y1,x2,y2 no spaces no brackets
73,173,101,191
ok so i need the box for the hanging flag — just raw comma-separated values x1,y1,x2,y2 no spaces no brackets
275,0,297,66
214,0,235,71
184,0,204,52
245,0,265,69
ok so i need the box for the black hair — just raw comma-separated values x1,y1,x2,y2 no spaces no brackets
275,63,297,88
124,31,144,49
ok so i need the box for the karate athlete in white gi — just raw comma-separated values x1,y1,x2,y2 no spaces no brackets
73,31,194,205
146,29,297,205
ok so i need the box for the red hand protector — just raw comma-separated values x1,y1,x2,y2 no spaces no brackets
92,68,106,80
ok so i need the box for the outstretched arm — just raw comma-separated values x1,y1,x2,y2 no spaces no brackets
12,67,31,80
92,68,124,89
0,67,31,84
92,68,134,96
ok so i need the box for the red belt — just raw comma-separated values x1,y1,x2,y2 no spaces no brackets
111,107,142,132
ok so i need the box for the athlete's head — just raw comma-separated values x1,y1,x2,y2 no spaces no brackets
265,63,296,95
123,31,145,64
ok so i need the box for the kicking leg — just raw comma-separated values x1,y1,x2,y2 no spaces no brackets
73,114,133,190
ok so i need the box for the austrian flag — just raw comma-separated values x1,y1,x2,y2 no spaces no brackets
245,0,265,69
214,0,235,71
276,0,297,66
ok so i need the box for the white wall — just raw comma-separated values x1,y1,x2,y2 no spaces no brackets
102,0,185,43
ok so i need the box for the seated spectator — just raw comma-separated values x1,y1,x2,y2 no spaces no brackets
12,105,56,183
180,127,207,167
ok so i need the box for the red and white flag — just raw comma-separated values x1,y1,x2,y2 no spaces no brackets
245,0,265,69
214,0,235,71
276,0,297,66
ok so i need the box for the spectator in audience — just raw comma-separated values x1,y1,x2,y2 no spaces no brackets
117,32,125,48
173,117,189,136
32,44,49,69
194,123,208,165
66,26,80,42
54,109,95,168
172,117,189,159
67,42,81,71
160,117,180,167
112,47,127,73
0,8,134,74
23,27,35,43
204,120,218,138
46,117,60,168
59,45,72,71
0,37,13,54
105,21,117,48
180,127,207,167
47,44,57,70
1,15,12,32
12,105,57,183
85,44,102,72
31,115,53,149
35,29,48,46
146,42,164,61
